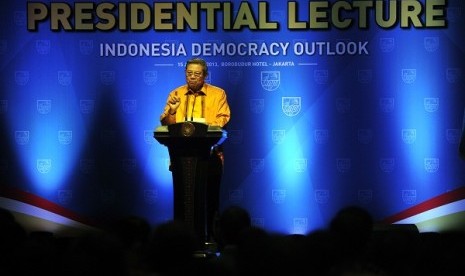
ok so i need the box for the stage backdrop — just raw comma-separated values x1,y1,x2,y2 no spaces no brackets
1,0,465,234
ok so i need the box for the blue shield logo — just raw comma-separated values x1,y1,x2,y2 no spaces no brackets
446,68,461,84
401,69,416,84
250,99,264,114
58,71,72,86
229,189,244,202
314,129,328,144
336,158,351,173
143,71,158,86
80,159,95,174
272,189,286,204
358,69,372,84
144,189,159,205
15,131,29,145
358,129,373,144
336,98,351,114
446,129,460,144
80,100,95,114
424,98,439,113
379,98,395,113
228,70,242,85
314,69,329,84
424,37,439,52
15,71,29,86
0,100,7,114
402,190,417,205
58,130,72,145
379,158,395,173
424,158,439,173
57,190,73,205
35,40,51,55
379,37,395,53
79,40,94,55
101,71,115,85
314,189,330,204
402,129,417,144
37,100,51,114
250,159,264,173
123,100,137,114
294,158,307,173
261,71,280,91
358,189,373,204
272,130,285,144
37,159,52,174
282,97,301,117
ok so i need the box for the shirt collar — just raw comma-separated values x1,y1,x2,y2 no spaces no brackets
185,83,208,96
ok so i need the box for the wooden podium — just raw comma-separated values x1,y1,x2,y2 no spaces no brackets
153,122,227,244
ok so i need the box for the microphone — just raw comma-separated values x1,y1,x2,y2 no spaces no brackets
184,92,190,122
191,92,197,121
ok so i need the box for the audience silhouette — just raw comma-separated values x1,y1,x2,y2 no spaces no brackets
1,205,465,275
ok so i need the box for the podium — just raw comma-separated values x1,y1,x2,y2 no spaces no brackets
153,122,227,244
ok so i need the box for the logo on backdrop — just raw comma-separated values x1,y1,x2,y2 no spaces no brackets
401,69,417,84
424,37,439,52
57,190,73,205
379,37,395,53
123,99,137,114
424,158,439,173
250,99,264,114
358,129,373,144
336,158,351,173
314,189,330,204
228,189,244,203
250,159,265,173
37,100,51,114
272,189,286,204
101,71,116,85
357,69,372,84
143,71,158,85
58,71,72,86
58,130,72,145
402,190,417,205
424,98,439,112
143,189,158,205
402,129,417,144
80,100,95,114
446,129,461,144
314,69,329,84
358,189,373,204
0,100,8,114
282,97,301,117
380,158,395,173
80,159,95,174
15,71,29,86
446,68,461,84
79,40,94,55
15,131,30,145
37,159,52,174
336,98,351,114
294,158,307,173
227,130,243,144
272,130,286,144
314,129,329,144
35,40,50,55
293,218,308,234
261,71,280,91
379,98,395,113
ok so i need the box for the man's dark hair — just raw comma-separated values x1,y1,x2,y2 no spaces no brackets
186,57,208,76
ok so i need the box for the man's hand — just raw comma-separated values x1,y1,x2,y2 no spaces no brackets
167,91,180,114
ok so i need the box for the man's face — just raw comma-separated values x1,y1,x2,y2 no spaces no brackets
185,63,206,92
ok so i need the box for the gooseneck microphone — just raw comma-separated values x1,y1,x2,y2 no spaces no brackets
191,92,197,122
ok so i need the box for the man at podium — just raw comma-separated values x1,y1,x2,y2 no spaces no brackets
159,58,231,243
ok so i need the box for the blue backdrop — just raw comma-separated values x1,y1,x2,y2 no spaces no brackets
1,0,464,234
